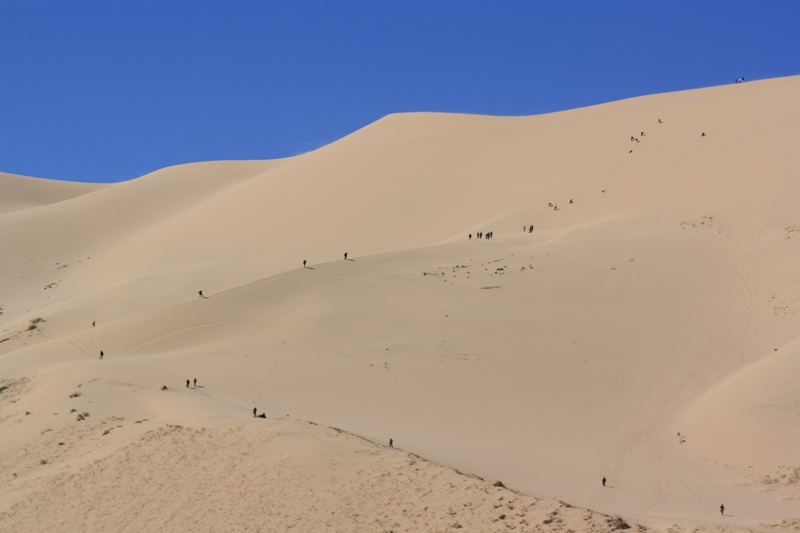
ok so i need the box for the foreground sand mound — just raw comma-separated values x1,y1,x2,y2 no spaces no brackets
0,421,641,533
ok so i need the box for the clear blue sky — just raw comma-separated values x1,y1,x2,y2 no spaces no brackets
2,1,799,183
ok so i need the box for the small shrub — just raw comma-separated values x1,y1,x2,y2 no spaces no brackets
70,408,77,413
608,516,631,530
58,442,65,446
161,385,168,390
0,385,8,394
40,459,48,465
493,480,505,488
76,414,85,421
102,429,111,436
499,514,506,520
25,411,31,416
82,412,90,417
69,392,81,398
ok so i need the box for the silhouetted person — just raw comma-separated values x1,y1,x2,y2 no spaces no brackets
253,407,257,418
193,378,197,388
469,233,473,240
344,252,348,260
630,149,633,153
92,320,96,328
186,379,190,388
389,438,393,448
99,350,104,360
602,476,606,487
303,259,307,268
701,132,706,137
720,504,725,515
658,119,662,123
198,290,203,298
569,199,573,204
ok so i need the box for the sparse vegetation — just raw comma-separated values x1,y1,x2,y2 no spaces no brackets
39,459,48,465
58,442,65,446
70,408,77,413
481,286,501,290
677,432,686,444
161,385,169,390
608,516,631,530
28,317,45,330
493,480,505,488
69,392,81,398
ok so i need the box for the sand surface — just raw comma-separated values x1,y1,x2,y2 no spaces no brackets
2,76,799,532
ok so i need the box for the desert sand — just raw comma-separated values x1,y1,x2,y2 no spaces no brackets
1,76,799,532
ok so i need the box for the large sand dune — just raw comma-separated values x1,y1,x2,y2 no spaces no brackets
2,76,799,532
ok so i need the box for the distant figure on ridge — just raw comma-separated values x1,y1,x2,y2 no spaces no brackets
92,320,96,328
701,132,706,137
720,504,725,515
186,379,190,388
389,438,393,448
99,350,104,360
569,199,573,204
602,476,606,487
253,407,257,418
198,290,204,299
303,259,307,268
344,252,348,260
193,378,197,388
469,233,473,240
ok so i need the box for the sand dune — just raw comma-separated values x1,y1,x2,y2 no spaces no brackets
0,172,105,214
2,76,800,532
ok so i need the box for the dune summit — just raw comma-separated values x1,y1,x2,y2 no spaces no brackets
1,76,799,532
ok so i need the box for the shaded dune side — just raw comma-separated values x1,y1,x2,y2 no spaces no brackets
0,172,107,214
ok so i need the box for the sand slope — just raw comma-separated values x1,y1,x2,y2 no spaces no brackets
0,172,105,214
2,76,800,532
